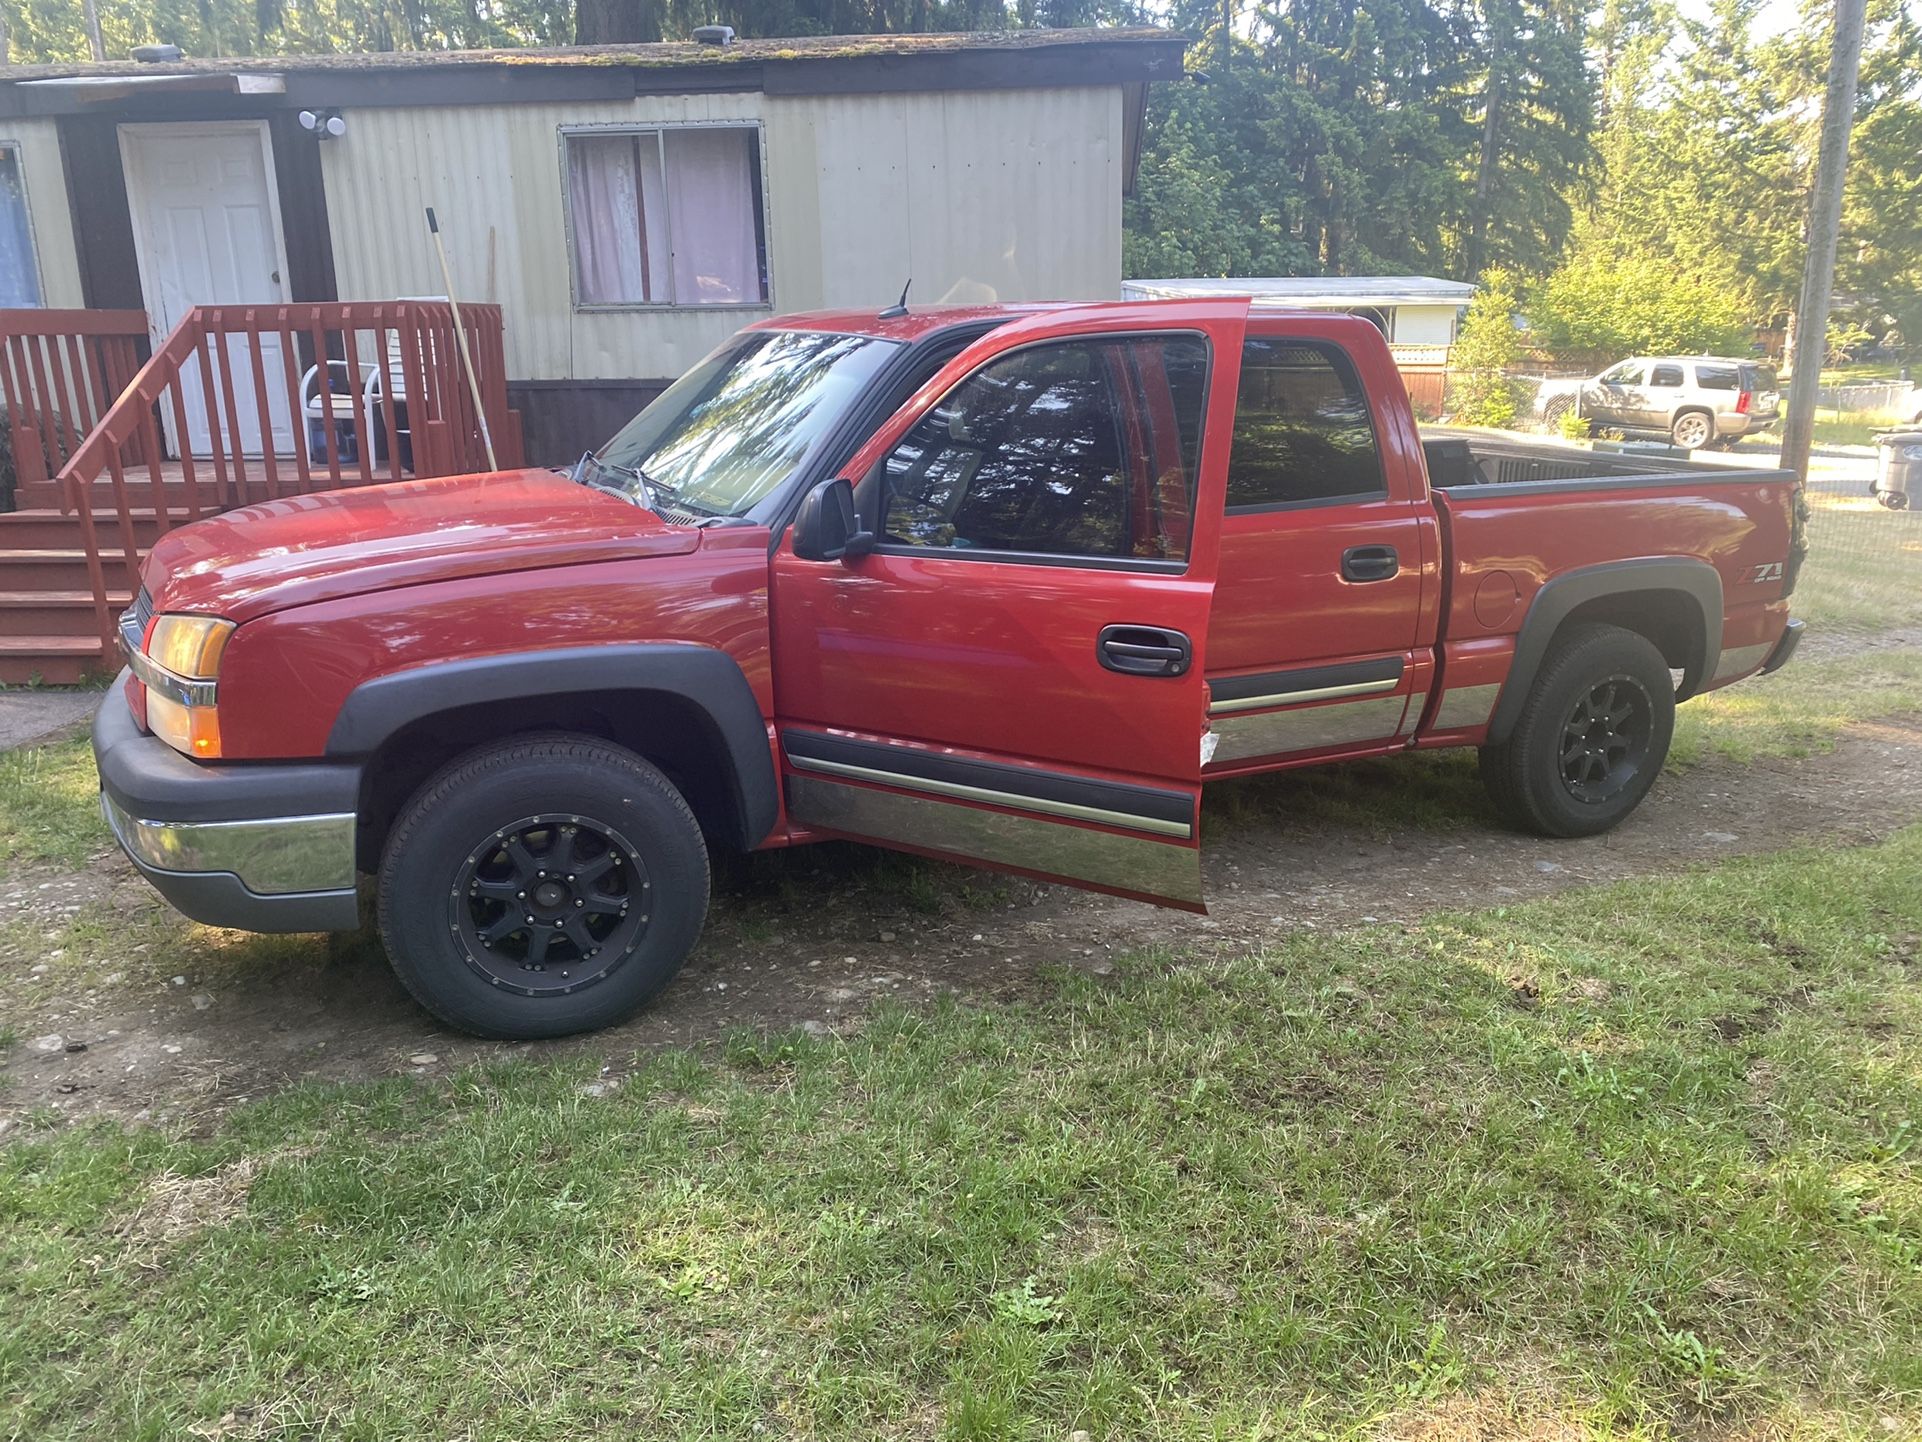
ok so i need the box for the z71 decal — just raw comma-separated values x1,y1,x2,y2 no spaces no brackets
1748,561,1785,584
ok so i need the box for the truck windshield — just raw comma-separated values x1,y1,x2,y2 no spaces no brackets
587,329,900,520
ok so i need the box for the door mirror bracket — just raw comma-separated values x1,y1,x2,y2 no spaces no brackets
792,477,875,563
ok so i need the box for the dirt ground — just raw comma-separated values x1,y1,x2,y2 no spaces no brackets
8,697,1922,1134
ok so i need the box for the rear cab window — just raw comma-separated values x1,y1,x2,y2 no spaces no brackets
1225,338,1385,510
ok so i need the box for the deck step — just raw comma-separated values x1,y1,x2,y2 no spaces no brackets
0,548,144,590
0,634,112,687
0,590,134,635
0,509,168,548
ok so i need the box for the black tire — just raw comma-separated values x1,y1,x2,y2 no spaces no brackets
1670,409,1714,450
377,733,709,1039
1542,396,1574,427
1478,623,1676,838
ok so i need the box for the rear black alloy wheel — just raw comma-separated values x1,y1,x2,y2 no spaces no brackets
1558,674,1653,805
379,734,710,1039
1478,622,1676,838
451,813,651,998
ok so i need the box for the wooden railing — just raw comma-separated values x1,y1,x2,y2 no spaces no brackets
0,308,149,502
55,300,523,653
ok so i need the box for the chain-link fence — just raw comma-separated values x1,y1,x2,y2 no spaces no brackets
1794,439,1922,638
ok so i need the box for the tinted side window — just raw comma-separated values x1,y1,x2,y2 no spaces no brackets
881,335,1208,563
1648,364,1685,387
1225,339,1384,509
1695,364,1739,390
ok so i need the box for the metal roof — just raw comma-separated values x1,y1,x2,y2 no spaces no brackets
1123,276,1475,309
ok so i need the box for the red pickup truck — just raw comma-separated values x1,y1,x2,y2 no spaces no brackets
94,300,1805,1038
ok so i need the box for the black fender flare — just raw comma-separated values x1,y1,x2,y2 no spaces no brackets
1486,557,1723,746
325,644,778,848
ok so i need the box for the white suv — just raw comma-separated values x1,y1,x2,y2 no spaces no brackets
1537,357,1781,450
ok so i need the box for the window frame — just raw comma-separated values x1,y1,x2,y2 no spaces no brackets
557,119,773,314
0,140,45,309
1647,363,1686,388
1223,335,1389,516
867,329,1215,577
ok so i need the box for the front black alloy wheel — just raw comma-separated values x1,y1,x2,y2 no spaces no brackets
1479,622,1676,838
451,814,651,997
379,734,710,1039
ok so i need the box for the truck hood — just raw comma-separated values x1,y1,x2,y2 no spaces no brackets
144,469,701,622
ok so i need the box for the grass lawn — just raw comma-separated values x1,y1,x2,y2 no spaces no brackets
1811,409,1912,448
3,830,1919,1440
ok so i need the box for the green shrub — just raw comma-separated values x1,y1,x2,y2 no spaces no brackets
1529,252,1749,357
1556,408,1593,441
1447,269,1525,428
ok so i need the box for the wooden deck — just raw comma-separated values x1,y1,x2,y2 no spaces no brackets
0,300,518,685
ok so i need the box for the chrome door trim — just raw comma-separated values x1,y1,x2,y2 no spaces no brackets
788,774,1203,906
1711,642,1774,682
786,752,1192,839
1208,674,1400,715
1207,693,1410,764
1432,682,1501,730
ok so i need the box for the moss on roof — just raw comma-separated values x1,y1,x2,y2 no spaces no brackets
0,26,1181,82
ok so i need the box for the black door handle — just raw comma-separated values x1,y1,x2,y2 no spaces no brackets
1098,624,1192,677
1341,545,1400,582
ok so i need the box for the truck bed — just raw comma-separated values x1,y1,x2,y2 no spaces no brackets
1413,430,1803,737
1420,429,1795,495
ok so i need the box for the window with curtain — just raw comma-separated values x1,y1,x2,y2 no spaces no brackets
0,145,43,309
564,127,767,308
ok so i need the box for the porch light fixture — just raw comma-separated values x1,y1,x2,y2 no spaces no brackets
298,108,347,139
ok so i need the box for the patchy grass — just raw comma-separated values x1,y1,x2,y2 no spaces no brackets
3,832,1920,1440
0,736,104,870
1673,649,1922,766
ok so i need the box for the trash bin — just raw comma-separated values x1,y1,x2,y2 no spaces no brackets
305,393,361,467
1872,430,1922,511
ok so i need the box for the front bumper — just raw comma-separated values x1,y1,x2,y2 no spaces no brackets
93,671,362,933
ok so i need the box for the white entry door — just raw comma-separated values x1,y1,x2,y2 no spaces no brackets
121,123,296,458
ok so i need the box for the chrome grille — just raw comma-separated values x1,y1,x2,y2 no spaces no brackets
118,587,155,660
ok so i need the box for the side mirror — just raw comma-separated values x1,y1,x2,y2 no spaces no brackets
792,477,875,563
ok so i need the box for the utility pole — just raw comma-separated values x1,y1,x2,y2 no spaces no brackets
1778,0,1868,482
81,0,107,61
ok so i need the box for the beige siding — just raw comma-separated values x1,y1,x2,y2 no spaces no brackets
4,119,85,308
1391,304,1460,347
323,85,1122,382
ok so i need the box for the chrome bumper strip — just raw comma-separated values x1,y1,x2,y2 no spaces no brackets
102,793,356,895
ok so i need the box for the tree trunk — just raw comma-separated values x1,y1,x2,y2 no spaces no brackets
1466,7,1508,277
576,0,666,45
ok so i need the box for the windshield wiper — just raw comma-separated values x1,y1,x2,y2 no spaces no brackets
571,451,657,512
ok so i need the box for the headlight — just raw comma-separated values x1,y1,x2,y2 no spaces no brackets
147,614,234,679
136,614,234,759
